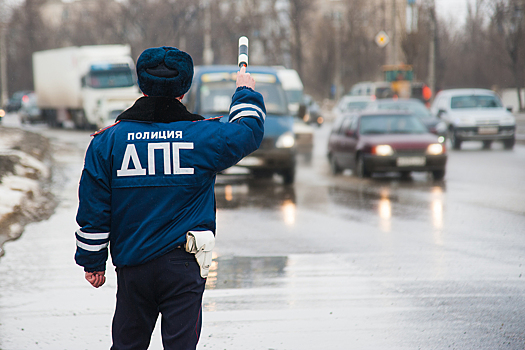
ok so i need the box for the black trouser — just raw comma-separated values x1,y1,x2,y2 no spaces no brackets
111,247,206,350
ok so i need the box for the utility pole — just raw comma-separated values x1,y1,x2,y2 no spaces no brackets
392,0,397,64
0,24,8,107
428,0,436,100
202,0,213,65
329,0,343,100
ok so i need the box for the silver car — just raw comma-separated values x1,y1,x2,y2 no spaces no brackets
430,89,516,150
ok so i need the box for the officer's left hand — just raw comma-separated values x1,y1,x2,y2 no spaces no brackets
85,271,106,288
236,66,255,89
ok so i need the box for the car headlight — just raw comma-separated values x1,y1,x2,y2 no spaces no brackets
436,121,447,133
276,132,295,148
0,109,5,118
427,143,444,155
500,115,516,125
373,144,394,156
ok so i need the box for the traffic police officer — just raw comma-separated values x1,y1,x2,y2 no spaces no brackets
75,46,265,349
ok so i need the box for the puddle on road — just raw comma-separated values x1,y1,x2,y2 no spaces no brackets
215,179,295,210
214,172,447,233
327,180,446,230
205,255,288,290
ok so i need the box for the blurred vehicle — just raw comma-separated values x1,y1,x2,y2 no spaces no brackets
383,64,412,98
332,95,374,121
4,90,32,112
367,98,447,142
430,89,516,150
33,45,141,129
327,111,447,180
183,65,296,184
293,118,314,162
275,67,304,115
347,81,393,99
19,92,41,124
382,65,432,104
299,94,323,126
274,68,314,162
410,82,433,105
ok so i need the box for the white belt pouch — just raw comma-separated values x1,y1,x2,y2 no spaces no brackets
185,230,215,278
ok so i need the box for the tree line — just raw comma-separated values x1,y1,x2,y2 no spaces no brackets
2,0,525,108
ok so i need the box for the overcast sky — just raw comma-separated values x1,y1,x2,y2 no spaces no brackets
435,0,476,23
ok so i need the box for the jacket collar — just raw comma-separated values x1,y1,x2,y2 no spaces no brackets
116,96,204,123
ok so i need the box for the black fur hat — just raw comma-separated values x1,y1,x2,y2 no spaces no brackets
136,46,193,98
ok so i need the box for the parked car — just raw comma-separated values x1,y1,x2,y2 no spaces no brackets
327,111,447,180
347,81,393,99
4,90,33,112
367,98,447,142
19,92,41,124
430,89,516,150
332,95,374,121
183,65,296,184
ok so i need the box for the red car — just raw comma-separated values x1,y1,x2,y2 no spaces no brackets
328,111,447,180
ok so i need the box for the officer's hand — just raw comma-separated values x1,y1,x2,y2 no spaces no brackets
85,271,106,288
236,66,255,90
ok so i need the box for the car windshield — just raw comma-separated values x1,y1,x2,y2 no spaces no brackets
450,95,502,109
360,114,428,135
199,80,288,115
376,101,432,118
341,101,371,112
375,87,392,98
87,67,135,89
285,90,303,104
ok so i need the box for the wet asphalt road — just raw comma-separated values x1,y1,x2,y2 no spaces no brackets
0,115,524,349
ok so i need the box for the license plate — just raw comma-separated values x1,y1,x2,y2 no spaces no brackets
396,156,426,167
478,126,498,135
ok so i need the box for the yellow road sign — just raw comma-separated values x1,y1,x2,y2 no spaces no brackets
375,31,390,48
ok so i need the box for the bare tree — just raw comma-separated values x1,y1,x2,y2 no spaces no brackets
6,0,49,93
492,0,525,110
287,0,315,78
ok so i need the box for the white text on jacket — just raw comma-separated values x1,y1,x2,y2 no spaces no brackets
117,142,194,177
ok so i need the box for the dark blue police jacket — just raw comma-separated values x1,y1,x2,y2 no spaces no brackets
75,87,265,272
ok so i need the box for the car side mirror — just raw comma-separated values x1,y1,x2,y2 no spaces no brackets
345,129,356,138
437,109,446,118
298,104,307,119
506,106,513,112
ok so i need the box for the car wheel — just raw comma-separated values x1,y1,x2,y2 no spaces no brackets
482,140,492,149
450,128,462,150
503,138,515,150
282,167,295,185
432,169,446,180
356,154,371,178
329,154,342,175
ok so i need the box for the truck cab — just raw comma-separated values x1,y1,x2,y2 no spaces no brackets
32,45,141,130
183,65,296,184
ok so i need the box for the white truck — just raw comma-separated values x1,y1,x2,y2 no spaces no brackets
32,45,141,129
274,67,314,161
275,67,304,115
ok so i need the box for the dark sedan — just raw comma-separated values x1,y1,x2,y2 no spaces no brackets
328,111,447,180
368,98,447,142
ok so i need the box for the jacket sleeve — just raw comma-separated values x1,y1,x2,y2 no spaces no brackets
75,139,111,272
215,86,266,172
